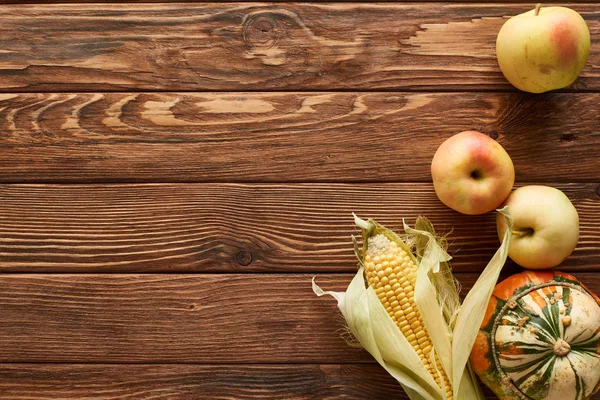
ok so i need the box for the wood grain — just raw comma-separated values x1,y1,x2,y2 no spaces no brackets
0,364,529,400
0,274,363,363
1,92,599,183
0,4,598,92
0,364,410,400
1,183,598,273
0,273,598,363
1,364,597,400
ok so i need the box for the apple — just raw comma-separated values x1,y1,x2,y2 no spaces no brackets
431,131,515,215
496,4,590,93
497,185,579,269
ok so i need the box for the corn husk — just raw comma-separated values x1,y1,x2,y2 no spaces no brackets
451,207,513,398
313,208,514,400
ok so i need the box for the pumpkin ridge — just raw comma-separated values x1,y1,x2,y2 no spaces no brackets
512,352,552,385
514,355,555,399
565,355,584,400
570,327,600,347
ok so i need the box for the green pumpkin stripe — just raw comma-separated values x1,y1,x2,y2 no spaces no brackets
567,355,584,400
571,348,600,359
520,356,555,399
501,308,555,343
513,356,552,387
499,343,552,355
571,329,600,346
540,295,561,338
501,350,553,373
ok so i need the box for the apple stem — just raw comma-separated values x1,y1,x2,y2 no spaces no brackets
535,3,542,16
511,229,533,237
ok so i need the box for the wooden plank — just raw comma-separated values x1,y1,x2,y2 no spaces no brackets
0,92,599,183
1,364,596,400
0,364,407,400
0,364,514,400
0,273,361,363
0,4,598,92
0,273,598,363
1,183,598,273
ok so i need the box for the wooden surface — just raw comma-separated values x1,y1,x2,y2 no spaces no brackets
0,92,599,183
0,4,598,92
0,1,598,400
0,273,598,363
1,183,599,273
0,364,503,400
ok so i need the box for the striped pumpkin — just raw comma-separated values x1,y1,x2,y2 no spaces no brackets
470,270,600,400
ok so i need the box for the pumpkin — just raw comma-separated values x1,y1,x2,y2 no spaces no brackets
470,270,600,400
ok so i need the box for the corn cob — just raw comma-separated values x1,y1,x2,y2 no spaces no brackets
314,214,512,400
363,232,453,400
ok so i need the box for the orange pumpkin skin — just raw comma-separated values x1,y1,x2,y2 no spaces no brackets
470,270,600,400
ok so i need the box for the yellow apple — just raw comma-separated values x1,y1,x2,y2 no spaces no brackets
496,4,590,93
497,185,579,269
431,131,515,215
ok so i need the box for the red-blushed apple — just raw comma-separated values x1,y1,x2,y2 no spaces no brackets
497,185,579,269
431,131,515,215
496,4,590,93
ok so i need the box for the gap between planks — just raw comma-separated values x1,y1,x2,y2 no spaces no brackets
0,0,597,3
0,88,598,94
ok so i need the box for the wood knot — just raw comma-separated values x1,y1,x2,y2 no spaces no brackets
560,133,576,142
487,130,499,140
596,184,600,198
236,251,253,266
243,15,280,47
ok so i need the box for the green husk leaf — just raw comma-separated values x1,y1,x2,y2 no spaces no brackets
451,206,513,399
